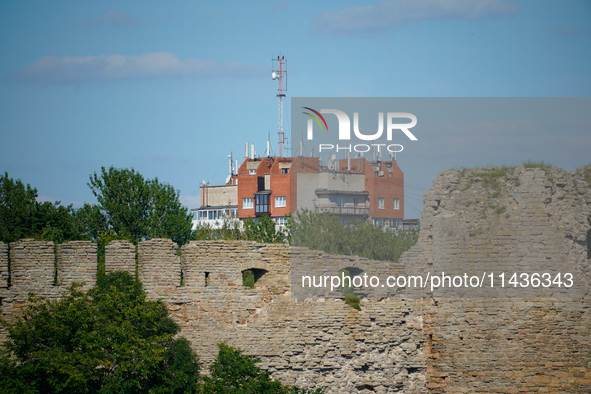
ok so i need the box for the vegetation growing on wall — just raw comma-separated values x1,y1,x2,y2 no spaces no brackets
580,165,591,186
340,269,361,311
243,269,255,289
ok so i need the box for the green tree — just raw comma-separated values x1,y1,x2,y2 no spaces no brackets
0,172,80,244
243,215,289,244
86,166,193,245
291,209,419,263
204,342,325,394
0,271,200,394
73,202,109,241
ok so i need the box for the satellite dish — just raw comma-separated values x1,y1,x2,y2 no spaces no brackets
272,72,277,80
225,174,232,184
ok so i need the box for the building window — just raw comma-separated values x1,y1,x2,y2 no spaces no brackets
336,196,345,206
373,218,400,228
207,210,220,220
243,198,253,209
249,169,256,175
393,198,399,210
274,216,287,226
275,196,286,208
193,211,199,220
255,194,270,215
281,168,289,174
378,198,384,209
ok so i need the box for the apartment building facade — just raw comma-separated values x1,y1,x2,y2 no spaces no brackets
193,153,404,229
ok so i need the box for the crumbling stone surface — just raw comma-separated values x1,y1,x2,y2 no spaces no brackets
105,240,135,275
56,241,96,292
0,240,97,348
0,165,590,393
408,166,591,392
0,242,7,288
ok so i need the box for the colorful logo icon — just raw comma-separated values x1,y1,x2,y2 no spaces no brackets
302,107,328,131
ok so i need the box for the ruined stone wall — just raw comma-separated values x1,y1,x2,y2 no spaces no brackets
0,242,7,289
10,239,56,292
170,241,423,392
105,240,135,275
0,240,97,346
56,241,97,292
138,238,181,298
403,165,591,392
0,238,424,393
1,165,590,393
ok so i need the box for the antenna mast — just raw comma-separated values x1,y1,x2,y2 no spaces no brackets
272,54,287,157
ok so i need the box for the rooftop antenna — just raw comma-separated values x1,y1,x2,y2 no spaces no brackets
227,153,234,185
272,53,287,157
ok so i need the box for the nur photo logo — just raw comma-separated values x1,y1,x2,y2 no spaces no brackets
300,104,418,155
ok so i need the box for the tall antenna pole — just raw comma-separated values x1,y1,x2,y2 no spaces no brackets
272,54,287,157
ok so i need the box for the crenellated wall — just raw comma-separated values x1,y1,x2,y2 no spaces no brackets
0,240,97,345
56,241,97,292
0,238,424,393
1,165,590,393
105,240,135,275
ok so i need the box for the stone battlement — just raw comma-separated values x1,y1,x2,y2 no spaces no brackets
1,165,590,393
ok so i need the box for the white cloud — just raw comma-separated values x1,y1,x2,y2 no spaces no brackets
310,0,520,36
9,52,267,84
89,11,147,27
268,2,291,14
550,24,586,37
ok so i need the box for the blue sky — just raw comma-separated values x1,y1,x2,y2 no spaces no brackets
1,0,590,219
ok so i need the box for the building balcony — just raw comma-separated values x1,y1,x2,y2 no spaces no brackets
314,204,370,216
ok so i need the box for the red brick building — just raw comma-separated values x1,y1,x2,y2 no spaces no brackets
196,154,404,228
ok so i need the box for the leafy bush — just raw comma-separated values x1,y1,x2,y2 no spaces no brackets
203,342,326,394
0,271,200,394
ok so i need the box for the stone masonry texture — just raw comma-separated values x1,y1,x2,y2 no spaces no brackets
105,240,135,275
0,165,589,393
0,242,7,289
56,241,97,292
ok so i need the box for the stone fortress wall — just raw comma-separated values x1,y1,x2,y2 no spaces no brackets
1,165,590,393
